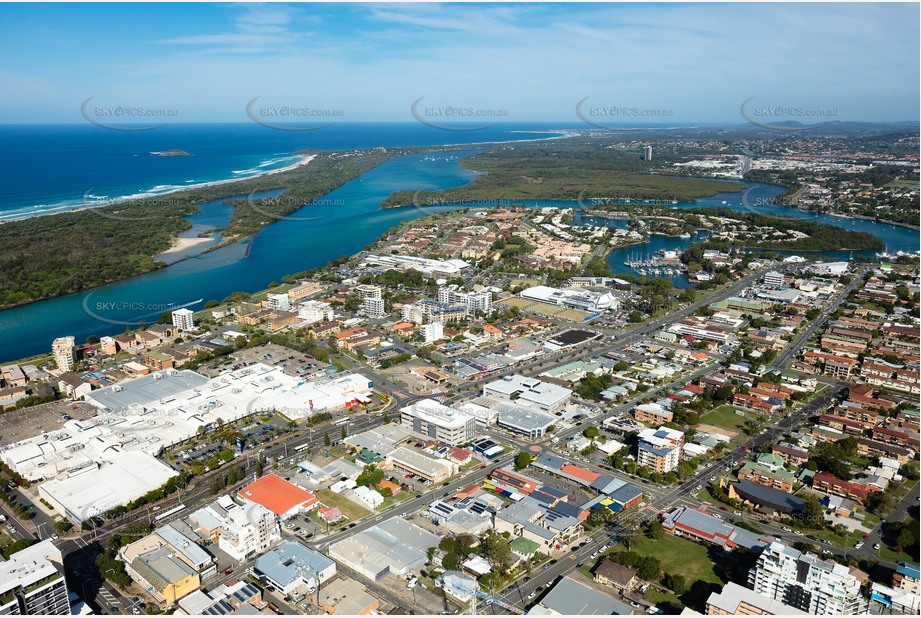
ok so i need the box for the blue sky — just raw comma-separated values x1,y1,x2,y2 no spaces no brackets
1,2,918,124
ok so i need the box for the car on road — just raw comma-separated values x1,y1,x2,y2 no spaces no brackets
631,602,641,608
543,564,550,570
854,542,864,549
591,552,598,558
874,543,881,550
375,516,382,521
527,593,535,600
794,531,804,536
224,569,234,575
863,534,870,540
782,526,793,533
733,511,742,516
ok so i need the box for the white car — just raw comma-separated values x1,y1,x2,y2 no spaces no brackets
733,511,742,516
782,527,793,533
854,542,864,549
528,593,535,600
874,543,881,550
794,531,804,536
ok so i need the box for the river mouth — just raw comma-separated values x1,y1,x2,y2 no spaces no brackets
0,151,917,363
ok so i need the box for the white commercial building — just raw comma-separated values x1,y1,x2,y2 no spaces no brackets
400,399,476,446
171,308,195,332
520,285,619,313
297,300,334,325
2,365,372,520
763,271,785,287
253,542,336,597
38,451,177,523
353,485,384,509
328,517,438,581
748,541,869,615
495,403,556,438
387,447,456,483
483,375,571,413
361,254,471,277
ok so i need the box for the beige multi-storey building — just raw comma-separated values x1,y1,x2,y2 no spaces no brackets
51,336,75,372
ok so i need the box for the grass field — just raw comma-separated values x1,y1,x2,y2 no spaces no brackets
316,489,371,521
879,546,920,566
496,298,591,322
497,297,533,308
700,405,753,431
644,587,683,608
558,308,593,322
609,534,721,585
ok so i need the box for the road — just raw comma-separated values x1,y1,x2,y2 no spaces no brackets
57,262,894,614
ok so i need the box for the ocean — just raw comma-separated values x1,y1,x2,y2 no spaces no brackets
0,122,577,221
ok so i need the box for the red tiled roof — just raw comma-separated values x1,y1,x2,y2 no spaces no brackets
559,463,600,483
239,474,318,516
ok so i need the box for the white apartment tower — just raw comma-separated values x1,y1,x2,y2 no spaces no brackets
438,286,493,316
748,541,869,615
355,285,386,318
171,308,196,331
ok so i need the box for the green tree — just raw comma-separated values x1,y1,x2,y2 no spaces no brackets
664,573,688,595
442,551,460,570
646,519,664,540
801,493,825,528
515,451,532,470
324,432,331,447
583,426,600,439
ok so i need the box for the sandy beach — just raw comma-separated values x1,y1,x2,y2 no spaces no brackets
157,235,216,256
0,154,317,225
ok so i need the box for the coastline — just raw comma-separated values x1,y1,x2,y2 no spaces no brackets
0,131,577,226
0,153,319,226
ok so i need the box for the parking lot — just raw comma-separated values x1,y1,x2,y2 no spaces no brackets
0,399,97,447
196,342,330,382
379,360,463,395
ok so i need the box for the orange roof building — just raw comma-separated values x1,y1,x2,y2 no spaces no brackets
377,479,401,496
238,474,318,518
559,464,600,484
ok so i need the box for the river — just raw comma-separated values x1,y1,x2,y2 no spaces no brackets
0,155,917,363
